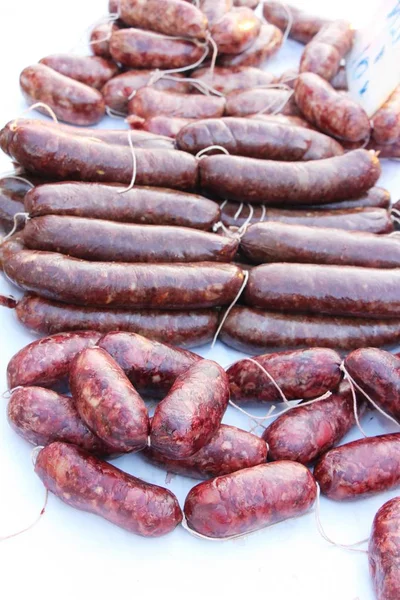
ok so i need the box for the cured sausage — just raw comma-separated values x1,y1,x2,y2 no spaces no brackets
225,88,299,117
211,7,261,54
184,461,317,538
294,187,390,211
0,177,28,229
369,497,400,600
128,115,193,138
263,2,330,44
177,117,343,160
4,249,245,309
372,85,400,145
24,182,220,231
19,64,105,126
227,348,342,403
244,262,400,319
7,331,100,389
150,359,229,459
314,434,400,500
199,150,381,205
35,442,182,537
144,425,267,479
249,113,314,129
192,66,276,95
218,24,282,68
128,87,226,119
199,0,231,26
300,20,354,80
220,307,400,353
70,347,149,453
90,22,119,58
39,54,119,90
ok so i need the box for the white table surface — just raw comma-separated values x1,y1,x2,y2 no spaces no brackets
0,1,399,599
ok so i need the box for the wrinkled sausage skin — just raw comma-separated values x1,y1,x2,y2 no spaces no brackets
39,54,119,90
263,2,330,44
300,20,354,80
211,8,261,55
369,497,400,600
128,87,226,120
218,24,282,68
192,66,275,95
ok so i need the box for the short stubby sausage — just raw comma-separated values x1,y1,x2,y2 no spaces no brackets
314,434,400,500
191,66,275,95
98,331,200,399
109,28,205,69
211,7,261,54
128,115,194,139
150,359,229,459
369,497,400,600
19,64,105,126
7,331,100,389
263,383,360,464
263,2,330,44
184,461,317,538
372,85,400,145
15,294,219,347
199,150,381,205
35,442,182,536
128,87,226,119
7,386,115,455
218,24,283,68
220,307,400,353
24,182,219,231
295,73,370,142
227,348,342,403
177,117,343,160
345,348,400,421
225,88,299,117
90,22,118,58
23,216,239,263
4,250,245,309
119,0,207,39
144,425,267,479
245,263,400,319
300,20,354,80
240,222,400,268
200,0,231,26
39,54,119,90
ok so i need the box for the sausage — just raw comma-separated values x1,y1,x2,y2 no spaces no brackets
109,28,205,69
70,347,149,453
4,249,244,309
369,497,400,600
0,178,27,229
199,0,231,26
184,461,317,538
218,24,283,68
98,331,200,399
330,65,348,90
192,66,276,95
263,2,330,44
344,348,400,421
249,112,315,129
7,386,116,455
233,0,259,7
245,262,400,319
294,73,370,142
39,54,119,90
199,150,381,205
24,182,220,231
227,348,342,403
263,383,362,465
221,307,400,353
294,187,391,211
240,221,400,268
225,88,299,117
144,425,267,479
0,234,24,271
23,216,239,263
211,7,261,54
7,331,101,389
128,87,226,119
314,434,400,500
177,117,343,160
19,64,105,126
102,70,190,114
150,359,229,459
3,121,197,189
300,20,354,80
35,442,182,536
128,115,194,138
119,0,208,39
90,22,119,58
372,85,400,145
15,294,219,347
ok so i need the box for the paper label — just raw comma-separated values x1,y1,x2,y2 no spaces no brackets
346,0,400,117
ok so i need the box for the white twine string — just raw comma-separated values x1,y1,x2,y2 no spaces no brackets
70,12,119,53
1,212,30,242
256,88,294,116
196,145,230,159
211,270,249,348
105,106,126,119
280,3,294,46
1,385,24,400
0,175,34,188
21,102,58,123
237,205,255,236
0,488,48,542
31,446,45,467
117,133,137,194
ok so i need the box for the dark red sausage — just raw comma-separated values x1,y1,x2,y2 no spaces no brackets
218,24,282,68
19,64,105,126
150,359,229,459
211,7,261,54
263,2,330,44
199,150,381,205
220,307,400,353
7,331,100,389
372,85,400,144
35,442,182,536
227,348,341,403
23,216,238,263
263,383,361,464
144,425,267,479
128,87,226,119
39,54,119,90
314,434,400,500
184,461,317,538
177,117,343,160
15,294,219,347
25,182,219,231
300,20,354,80
369,497,400,600
98,331,200,399
192,66,276,95
128,115,193,139
225,88,299,118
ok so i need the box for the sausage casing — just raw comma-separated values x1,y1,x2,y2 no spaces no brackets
369,497,400,600
39,54,119,90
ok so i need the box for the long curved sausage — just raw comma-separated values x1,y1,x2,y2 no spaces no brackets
128,87,226,119
369,498,400,600
300,20,354,80
39,54,119,90
191,66,276,95
263,2,330,44
218,24,282,68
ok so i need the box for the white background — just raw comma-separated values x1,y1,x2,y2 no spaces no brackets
0,2,399,599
